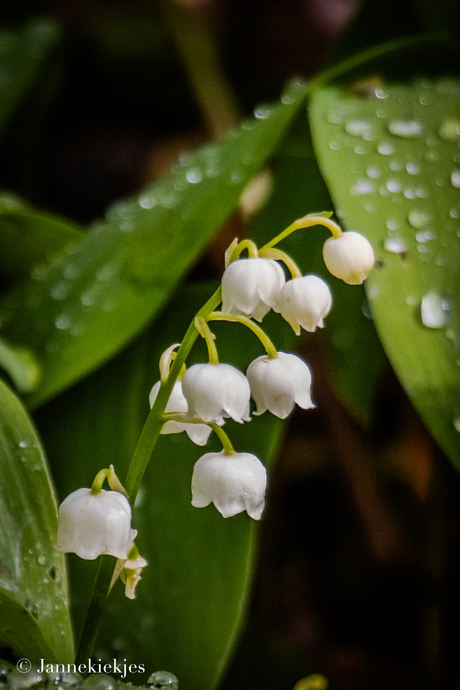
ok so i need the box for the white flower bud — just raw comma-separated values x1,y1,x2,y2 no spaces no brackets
120,552,148,600
191,451,267,520
221,258,285,322
246,352,314,419
55,488,136,560
276,275,332,334
182,362,251,425
149,380,212,446
323,231,375,285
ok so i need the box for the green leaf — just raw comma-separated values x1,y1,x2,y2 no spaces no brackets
0,338,41,393
0,79,310,408
0,381,73,662
35,282,293,689
0,19,60,134
309,77,460,466
0,198,84,280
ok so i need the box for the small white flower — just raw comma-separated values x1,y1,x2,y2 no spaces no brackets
246,352,314,419
323,231,375,285
120,552,148,600
55,488,136,560
191,451,267,520
149,380,212,446
221,258,285,321
182,362,251,425
276,275,332,334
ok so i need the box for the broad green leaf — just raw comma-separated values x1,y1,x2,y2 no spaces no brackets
0,79,310,408
0,19,59,133
309,77,460,466
35,283,294,689
0,338,40,393
0,199,84,280
250,108,386,426
0,381,73,662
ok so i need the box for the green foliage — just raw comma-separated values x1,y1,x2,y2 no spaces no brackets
0,79,309,408
0,381,73,663
309,77,460,466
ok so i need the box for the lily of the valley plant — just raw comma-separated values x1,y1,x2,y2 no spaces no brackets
56,212,374,662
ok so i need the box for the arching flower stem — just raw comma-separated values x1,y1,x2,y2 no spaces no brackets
208,311,278,359
258,247,302,279
90,468,111,495
261,212,342,251
208,422,235,455
195,316,219,364
227,238,259,264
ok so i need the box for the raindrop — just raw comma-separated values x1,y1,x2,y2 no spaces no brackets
119,220,134,233
388,120,423,138
453,417,460,433
417,244,430,254
82,675,117,690
384,237,407,254
50,282,70,300
185,168,202,184
378,143,394,156
350,179,375,195
451,170,460,188
229,169,243,184
354,145,367,154
55,313,71,330
146,671,179,690
81,285,100,306
364,202,376,213
344,120,373,137
406,295,417,306
415,187,428,198
406,162,420,175
386,179,402,193
138,194,157,209
329,141,341,150
367,167,380,179
425,148,440,162
254,104,273,120
439,118,460,141
435,178,446,187
374,87,388,99
19,440,29,448
32,264,50,281
404,188,417,199
386,220,399,231
421,292,450,328
415,230,434,242
389,160,403,171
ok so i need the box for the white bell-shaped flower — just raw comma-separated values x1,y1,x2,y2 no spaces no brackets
276,275,332,334
191,450,267,520
246,352,314,419
149,380,212,446
55,488,136,560
221,257,285,322
323,231,375,285
182,362,251,425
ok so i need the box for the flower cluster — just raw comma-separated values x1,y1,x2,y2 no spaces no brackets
55,213,374,601
148,215,374,522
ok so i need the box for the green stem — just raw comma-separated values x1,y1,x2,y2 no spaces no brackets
90,468,110,495
209,422,235,455
228,239,259,263
76,284,223,664
195,316,219,364
208,312,278,359
261,213,342,251
258,247,302,279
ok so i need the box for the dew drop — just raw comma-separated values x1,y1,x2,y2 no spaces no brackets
329,140,341,150
63,263,80,280
350,179,375,195
367,167,380,179
439,118,460,141
388,120,423,138
354,145,367,154
138,194,157,209
386,179,402,193
344,119,373,137
50,282,69,300
415,230,434,242
378,143,394,156
19,440,29,449
55,313,71,330
374,87,388,99
146,671,179,690
37,555,46,565
386,220,399,231
451,170,460,188
421,292,450,328
384,237,407,253
185,168,202,184
254,104,273,120
404,188,417,199
406,162,420,175
389,160,403,171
